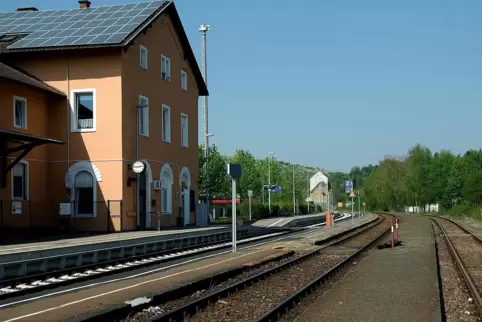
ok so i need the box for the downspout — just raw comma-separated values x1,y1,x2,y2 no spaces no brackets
66,61,70,200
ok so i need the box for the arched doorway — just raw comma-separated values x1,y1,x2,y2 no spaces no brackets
65,161,102,218
138,171,147,230
137,160,152,230
179,167,191,226
160,163,173,214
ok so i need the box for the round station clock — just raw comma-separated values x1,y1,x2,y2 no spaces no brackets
132,161,145,174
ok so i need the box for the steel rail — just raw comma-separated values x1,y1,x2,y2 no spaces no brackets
0,230,291,301
146,214,387,322
0,214,353,302
256,214,392,321
430,217,482,316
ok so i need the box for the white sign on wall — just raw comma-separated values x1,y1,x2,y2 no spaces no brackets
12,201,22,215
153,180,162,190
59,203,72,216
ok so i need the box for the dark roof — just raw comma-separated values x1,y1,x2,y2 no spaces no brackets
0,128,64,145
0,62,65,96
0,1,169,50
0,0,208,96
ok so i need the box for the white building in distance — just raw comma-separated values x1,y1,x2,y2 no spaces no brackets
306,171,329,205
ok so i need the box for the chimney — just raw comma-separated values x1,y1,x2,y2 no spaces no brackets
78,0,91,9
16,7,38,12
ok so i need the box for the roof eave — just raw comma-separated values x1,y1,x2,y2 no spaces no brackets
2,1,209,96
123,2,208,96
0,73,66,98
3,43,122,54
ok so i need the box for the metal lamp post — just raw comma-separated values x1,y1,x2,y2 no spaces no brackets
306,172,310,213
136,103,148,229
292,163,296,214
267,152,275,213
205,133,213,216
199,24,211,219
358,190,361,219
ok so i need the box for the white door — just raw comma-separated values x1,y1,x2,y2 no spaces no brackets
183,189,190,226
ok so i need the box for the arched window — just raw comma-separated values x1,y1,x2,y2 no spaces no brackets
160,164,173,214
74,170,94,216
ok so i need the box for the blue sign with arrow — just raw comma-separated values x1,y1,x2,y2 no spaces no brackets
264,185,281,192
345,180,353,193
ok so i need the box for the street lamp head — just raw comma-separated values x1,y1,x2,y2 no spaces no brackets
199,24,210,32
206,133,214,137
268,152,275,156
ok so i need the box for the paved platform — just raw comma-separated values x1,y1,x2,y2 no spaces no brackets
0,214,379,322
252,212,353,228
294,213,442,322
0,225,263,281
0,226,226,255
266,213,377,252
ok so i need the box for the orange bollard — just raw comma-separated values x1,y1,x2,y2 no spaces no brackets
325,210,332,227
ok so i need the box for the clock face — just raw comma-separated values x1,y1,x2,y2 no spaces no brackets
132,161,145,174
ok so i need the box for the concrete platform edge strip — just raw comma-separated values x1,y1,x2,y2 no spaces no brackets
0,228,271,281
0,231,290,294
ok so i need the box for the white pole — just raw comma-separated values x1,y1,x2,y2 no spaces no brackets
292,164,296,214
232,178,237,253
200,25,209,149
358,191,361,218
200,25,210,220
351,197,354,222
249,194,252,220
268,157,271,213
306,173,310,213
331,191,335,227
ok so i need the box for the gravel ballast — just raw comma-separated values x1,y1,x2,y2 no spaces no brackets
182,216,390,322
184,254,347,322
434,223,481,321
123,252,307,322
435,218,482,294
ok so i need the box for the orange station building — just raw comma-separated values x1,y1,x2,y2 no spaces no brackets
0,0,208,232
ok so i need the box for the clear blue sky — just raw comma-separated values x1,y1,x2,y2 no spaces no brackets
2,0,482,172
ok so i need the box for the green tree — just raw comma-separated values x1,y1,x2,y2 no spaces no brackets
198,144,230,198
462,170,482,205
230,149,262,199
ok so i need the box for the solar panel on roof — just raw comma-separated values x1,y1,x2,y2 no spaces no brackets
0,0,169,50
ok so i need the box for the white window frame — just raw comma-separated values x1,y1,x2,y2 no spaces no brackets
140,45,148,69
139,95,149,137
71,89,96,133
162,104,171,143
161,55,171,81
13,96,27,129
181,113,188,148
181,70,187,91
11,159,29,201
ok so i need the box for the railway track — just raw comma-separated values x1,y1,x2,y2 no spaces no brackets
0,214,352,301
0,231,288,300
96,213,390,322
430,216,482,317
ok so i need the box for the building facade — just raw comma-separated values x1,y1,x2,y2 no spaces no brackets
308,171,329,205
0,0,208,232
